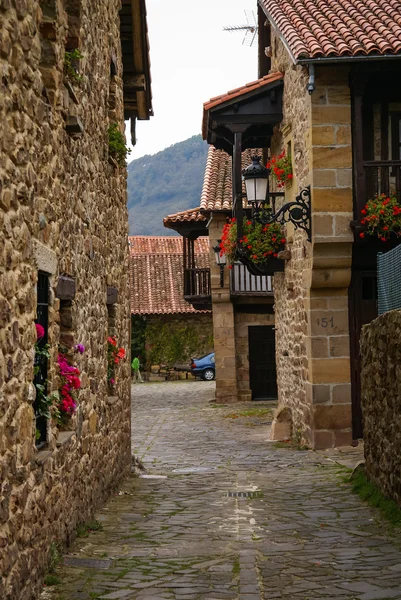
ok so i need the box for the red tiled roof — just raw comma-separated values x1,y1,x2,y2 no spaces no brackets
129,236,210,315
204,72,284,112
163,207,207,230
200,146,262,212
202,72,283,140
259,0,401,61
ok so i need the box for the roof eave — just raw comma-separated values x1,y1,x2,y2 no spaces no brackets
298,53,401,65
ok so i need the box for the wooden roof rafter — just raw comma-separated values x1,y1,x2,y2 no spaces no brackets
120,0,153,142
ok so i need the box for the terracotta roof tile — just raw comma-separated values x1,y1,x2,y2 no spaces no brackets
163,207,207,230
259,0,401,61
203,72,284,112
129,236,210,315
200,146,262,212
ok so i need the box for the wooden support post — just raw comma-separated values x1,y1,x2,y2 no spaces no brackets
233,131,243,240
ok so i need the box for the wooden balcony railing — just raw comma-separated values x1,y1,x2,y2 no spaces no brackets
230,263,273,296
364,160,401,201
184,268,211,298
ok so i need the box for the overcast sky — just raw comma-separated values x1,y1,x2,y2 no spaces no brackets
127,0,258,161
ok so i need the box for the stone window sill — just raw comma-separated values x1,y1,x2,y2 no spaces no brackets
36,450,53,465
36,431,75,465
56,431,75,447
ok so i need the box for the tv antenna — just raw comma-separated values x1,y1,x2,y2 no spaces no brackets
223,10,258,47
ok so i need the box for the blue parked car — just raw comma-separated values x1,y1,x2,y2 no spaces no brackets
190,352,215,381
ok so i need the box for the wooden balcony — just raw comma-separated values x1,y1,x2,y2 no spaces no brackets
184,268,211,310
364,160,401,201
230,263,273,296
183,264,274,310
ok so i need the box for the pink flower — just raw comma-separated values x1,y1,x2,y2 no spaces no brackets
109,378,115,385
74,344,85,354
35,323,45,340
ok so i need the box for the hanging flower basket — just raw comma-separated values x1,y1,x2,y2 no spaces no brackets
220,218,286,275
359,194,401,242
267,152,293,188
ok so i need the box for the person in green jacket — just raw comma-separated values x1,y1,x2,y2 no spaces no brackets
131,356,143,383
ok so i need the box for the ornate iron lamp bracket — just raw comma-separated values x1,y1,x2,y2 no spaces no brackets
252,186,312,242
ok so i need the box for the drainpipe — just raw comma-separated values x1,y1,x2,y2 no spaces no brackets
307,64,315,95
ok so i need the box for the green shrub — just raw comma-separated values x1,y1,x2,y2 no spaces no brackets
64,49,83,82
44,574,61,586
108,123,131,166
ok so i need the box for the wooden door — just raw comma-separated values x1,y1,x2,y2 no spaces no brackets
248,326,277,401
349,270,378,439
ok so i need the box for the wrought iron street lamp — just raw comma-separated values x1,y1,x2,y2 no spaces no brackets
213,240,227,288
241,156,312,242
242,155,270,205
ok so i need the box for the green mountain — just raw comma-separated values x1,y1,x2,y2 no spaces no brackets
127,135,209,236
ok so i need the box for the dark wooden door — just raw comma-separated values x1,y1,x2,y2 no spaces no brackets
248,326,277,401
349,270,378,439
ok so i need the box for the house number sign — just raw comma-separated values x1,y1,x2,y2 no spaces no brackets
316,316,334,328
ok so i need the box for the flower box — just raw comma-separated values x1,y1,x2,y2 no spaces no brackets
239,254,285,276
220,218,286,276
359,194,401,242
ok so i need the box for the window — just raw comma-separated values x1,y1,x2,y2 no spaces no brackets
34,272,50,447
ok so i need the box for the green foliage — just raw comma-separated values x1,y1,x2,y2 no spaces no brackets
146,320,212,367
108,122,131,167
34,343,59,419
44,574,61,586
76,520,103,538
232,557,240,576
127,135,208,236
35,385,60,420
131,315,146,363
349,471,401,528
34,343,50,376
48,542,61,573
64,49,83,81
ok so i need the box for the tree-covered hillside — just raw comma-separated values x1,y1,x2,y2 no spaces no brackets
127,135,209,236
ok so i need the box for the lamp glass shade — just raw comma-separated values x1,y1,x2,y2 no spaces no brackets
213,242,226,266
218,251,227,266
244,176,268,204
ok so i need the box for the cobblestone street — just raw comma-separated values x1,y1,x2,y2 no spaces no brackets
43,382,401,600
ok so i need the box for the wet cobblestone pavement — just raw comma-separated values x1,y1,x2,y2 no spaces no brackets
42,381,401,600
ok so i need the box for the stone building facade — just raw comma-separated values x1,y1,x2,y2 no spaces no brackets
199,0,401,449
267,37,354,449
207,209,276,404
0,1,152,598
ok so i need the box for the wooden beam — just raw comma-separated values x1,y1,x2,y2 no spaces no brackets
131,0,144,73
233,131,243,239
136,90,148,119
124,73,146,91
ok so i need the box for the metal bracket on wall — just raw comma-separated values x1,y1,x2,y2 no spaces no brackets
252,186,312,242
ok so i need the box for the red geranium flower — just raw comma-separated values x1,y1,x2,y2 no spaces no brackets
35,323,45,340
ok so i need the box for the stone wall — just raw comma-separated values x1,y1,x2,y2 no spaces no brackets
0,1,132,598
144,313,213,367
361,310,401,506
269,35,314,444
269,35,353,448
209,213,238,403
